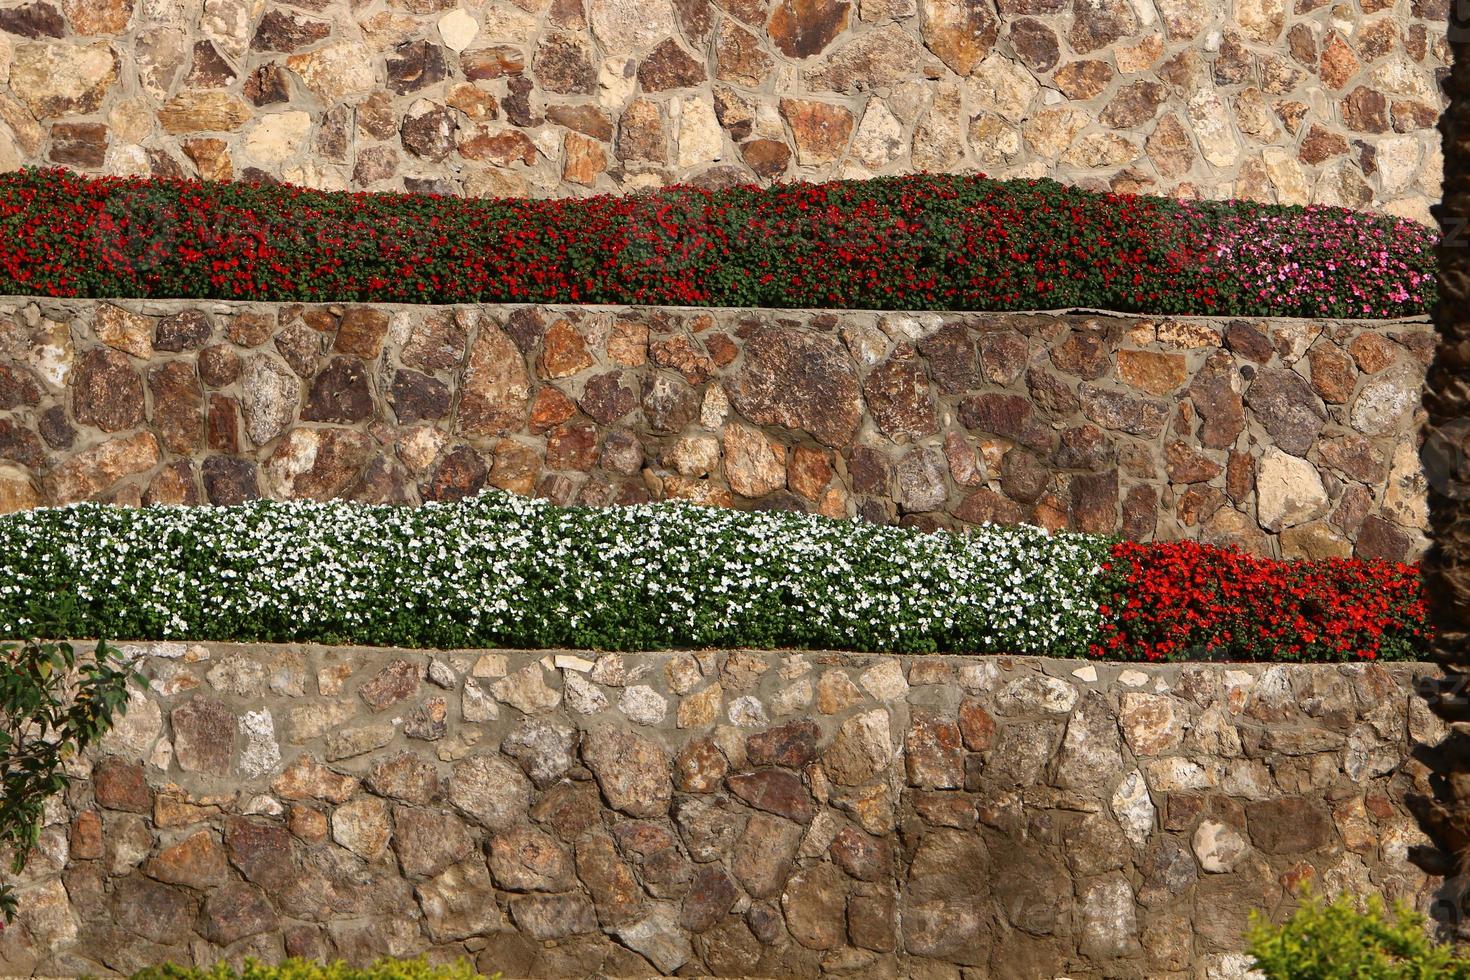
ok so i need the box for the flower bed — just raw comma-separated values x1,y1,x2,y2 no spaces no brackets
0,494,1427,661
0,169,1436,318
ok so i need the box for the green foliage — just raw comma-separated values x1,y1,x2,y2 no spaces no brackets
128,957,492,980
0,492,1111,657
1247,890,1470,979
0,637,142,921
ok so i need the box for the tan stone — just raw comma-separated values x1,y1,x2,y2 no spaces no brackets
45,433,160,504
0,465,39,513
244,112,312,167
722,424,786,498
1023,107,1088,160
11,41,119,118
563,133,607,185
94,306,154,359
286,41,378,104
1256,448,1329,530
675,96,722,167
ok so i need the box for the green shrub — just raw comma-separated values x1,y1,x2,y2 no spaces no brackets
0,637,140,921
1247,891,1470,978
128,958,491,980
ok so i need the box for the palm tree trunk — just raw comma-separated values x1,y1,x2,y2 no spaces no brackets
1415,5,1470,937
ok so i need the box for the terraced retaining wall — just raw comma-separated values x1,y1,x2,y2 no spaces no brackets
0,298,1433,559
0,0,1446,221
2,643,1444,978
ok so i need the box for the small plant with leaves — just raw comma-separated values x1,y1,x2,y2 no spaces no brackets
0,637,140,922
1247,889,1470,979
128,956,494,980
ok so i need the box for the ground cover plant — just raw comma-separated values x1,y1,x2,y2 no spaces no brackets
0,493,1427,661
128,958,490,980
1246,890,1469,978
0,168,1436,318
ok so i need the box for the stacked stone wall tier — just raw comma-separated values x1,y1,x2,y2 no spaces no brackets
0,0,1446,221
0,299,1434,560
6,642,1444,977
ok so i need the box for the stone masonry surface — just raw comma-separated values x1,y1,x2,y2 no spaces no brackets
0,0,1446,223
1,642,1444,978
0,298,1434,560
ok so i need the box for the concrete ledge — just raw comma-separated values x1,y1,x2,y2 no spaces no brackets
2,642,1444,977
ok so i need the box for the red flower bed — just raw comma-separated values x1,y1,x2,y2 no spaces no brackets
1092,541,1429,662
0,168,1436,317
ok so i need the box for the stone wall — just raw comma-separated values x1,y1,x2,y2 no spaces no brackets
3,642,1443,977
0,0,1447,222
0,298,1434,560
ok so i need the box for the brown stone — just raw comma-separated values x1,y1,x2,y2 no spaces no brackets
459,324,531,435
202,455,260,504
922,0,998,75
1165,442,1223,484
534,32,595,94
866,345,938,439
112,876,196,946
1320,32,1359,89
619,98,666,162
302,357,375,424
252,10,330,52
639,38,706,90
73,347,144,432
767,0,850,57
563,132,607,185
94,758,151,813
547,105,613,140
732,813,801,898
729,327,862,447
1071,469,1119,532
782,862,847,950
1189,351,1246,449
359,660,421,712
463,46,525,80
1055,60,1113,99
906,712,964,789
1069,0,1136,52
158,92,252,133
780,98,854,164
681,865,739,932
401,102,457,161
50,122,108,167
1356,514,1411,561
1299,125,1350,165
583,728,672,818
149,362,204,454
1117,349,1188,395
1009,18,1059,71
387,39,447,95
1342,86,1389,133
0,3,64,37
674,738,729,792
1245,368,1327,457
726,769,815,823
747,720,820,768
145,830,230,890
741,138,790,177
576,832,645,926
172,698,235,775
390,370,451,423
1103,81,1166,128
